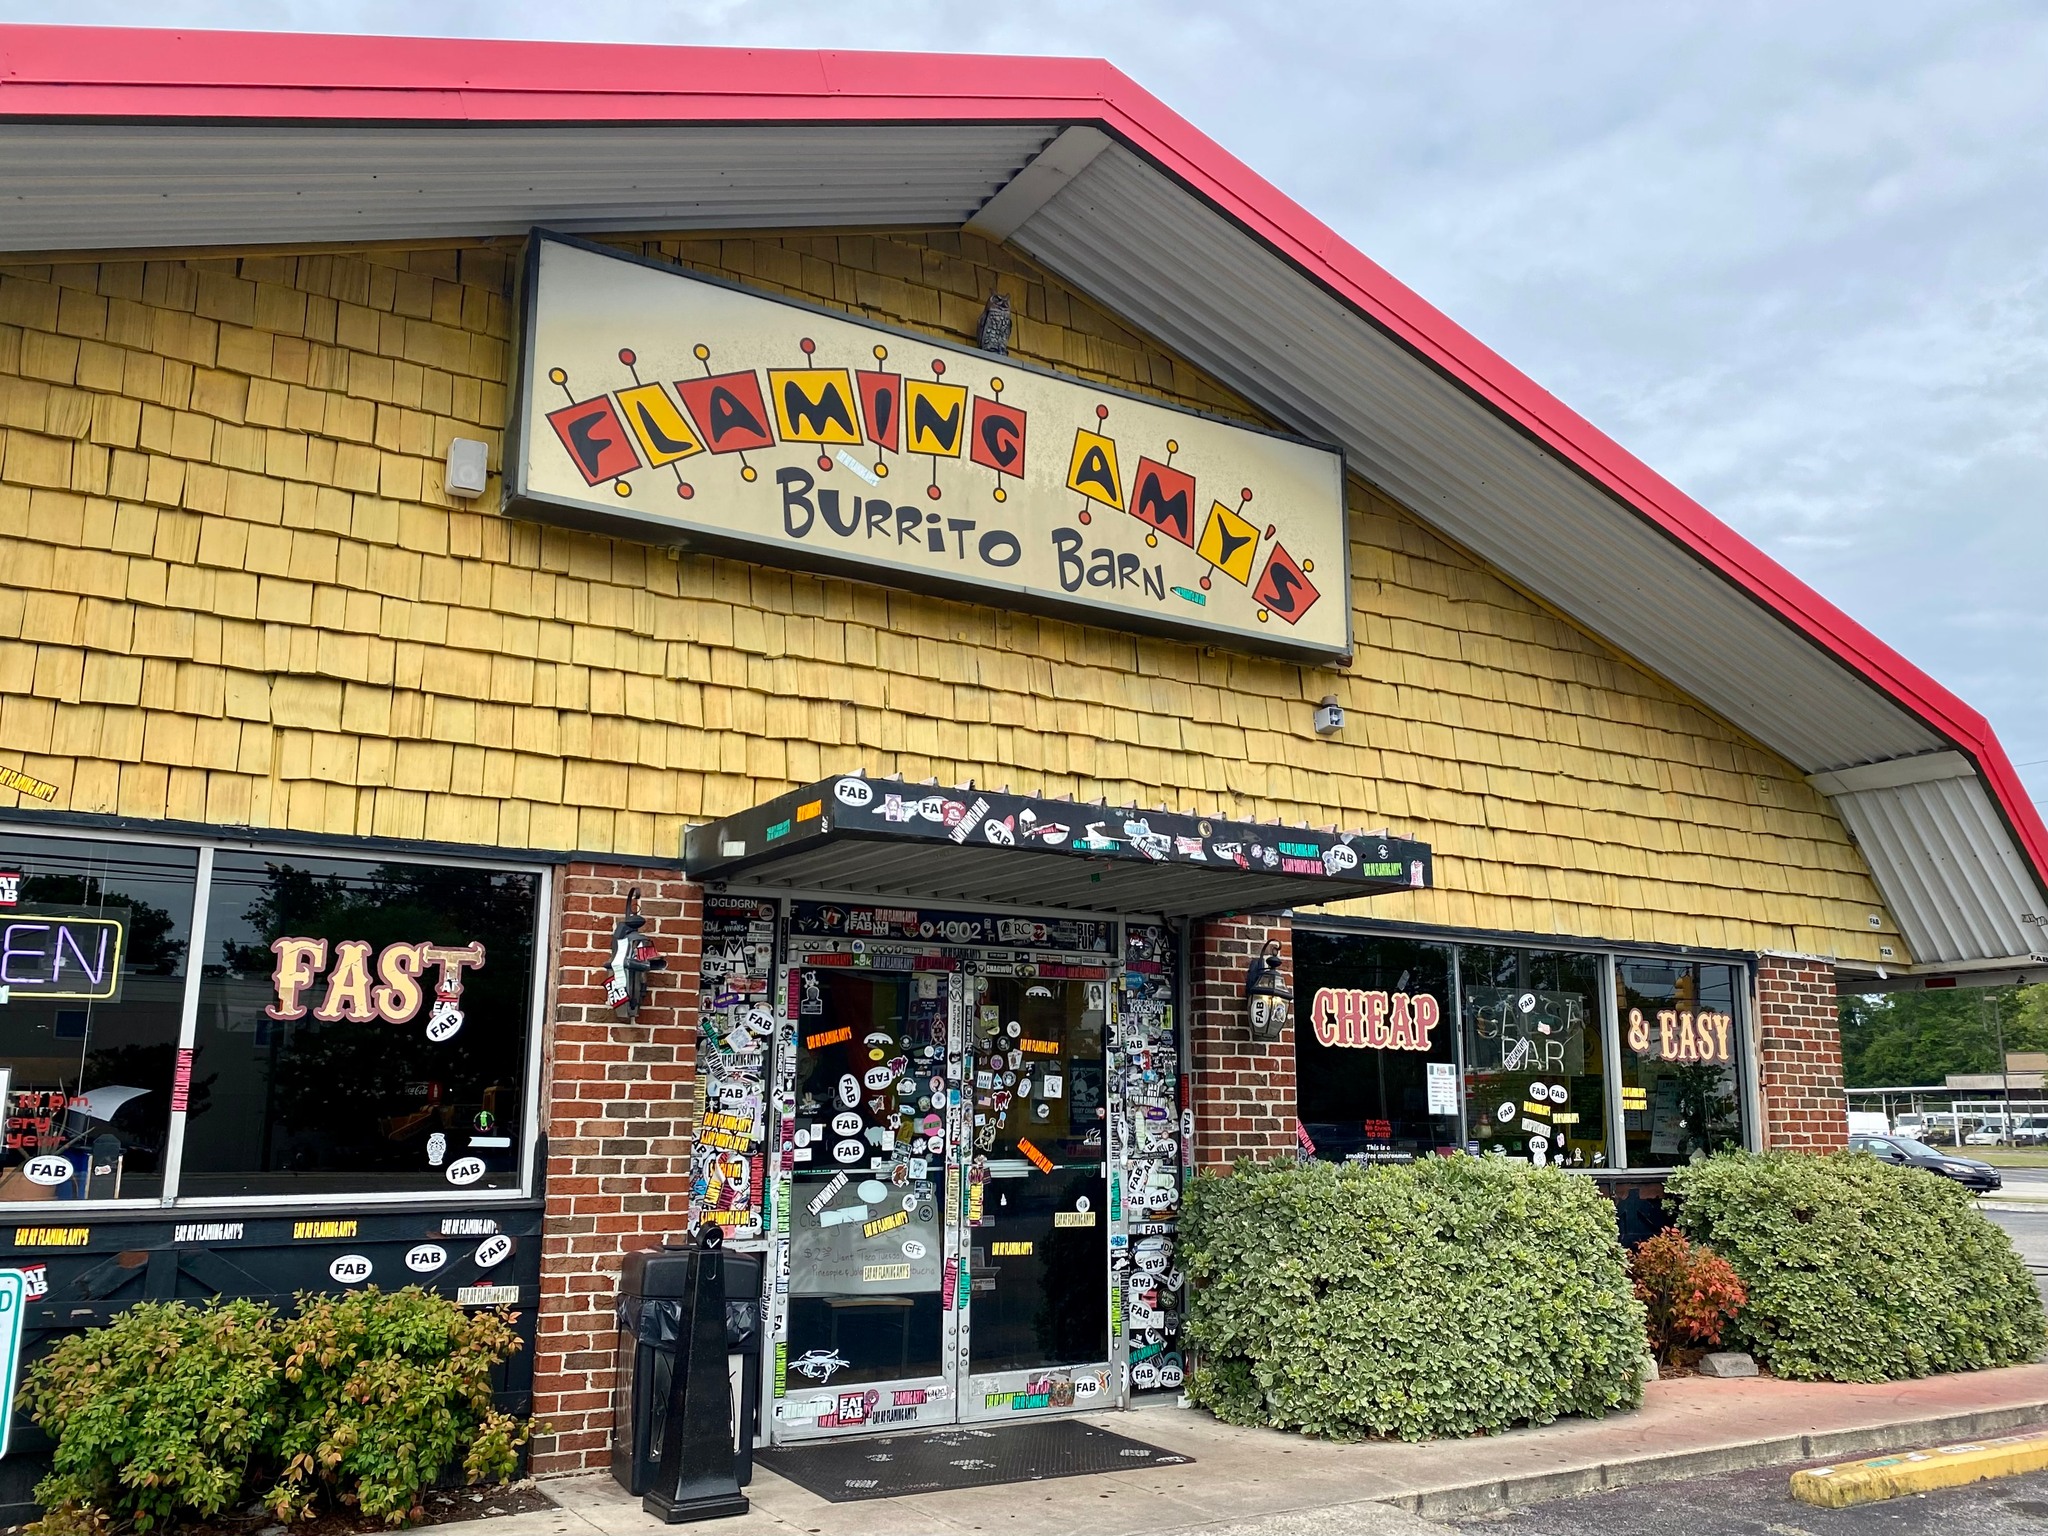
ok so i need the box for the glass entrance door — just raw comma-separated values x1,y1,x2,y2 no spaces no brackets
779,966,954,1438
771,957,1115,1438
959,969,1113,1418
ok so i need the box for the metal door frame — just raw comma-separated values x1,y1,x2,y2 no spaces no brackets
767,954,961,1442
954,958,1119,1423
762,924,1126,1442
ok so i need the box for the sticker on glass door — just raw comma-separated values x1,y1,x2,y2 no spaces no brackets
962,971,1111,1417
779,967,954,1435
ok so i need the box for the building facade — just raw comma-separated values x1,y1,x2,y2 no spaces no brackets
0,25,2044,1484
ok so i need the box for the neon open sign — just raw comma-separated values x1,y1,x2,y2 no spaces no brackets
0,914,125,1001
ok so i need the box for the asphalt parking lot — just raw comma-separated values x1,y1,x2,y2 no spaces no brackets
1446,1199,2048,1533
1448,1462,2048,1536
1985,1206,2048,1300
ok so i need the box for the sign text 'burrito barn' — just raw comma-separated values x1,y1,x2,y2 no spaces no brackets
509,234,1352,660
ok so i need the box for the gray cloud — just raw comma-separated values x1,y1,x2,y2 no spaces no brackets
9,0,2047,792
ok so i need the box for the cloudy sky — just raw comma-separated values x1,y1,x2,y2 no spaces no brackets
10,2,2048,798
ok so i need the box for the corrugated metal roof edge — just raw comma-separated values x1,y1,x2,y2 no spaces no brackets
3,21,2043,897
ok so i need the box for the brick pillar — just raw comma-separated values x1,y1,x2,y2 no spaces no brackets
528,864,703,1476
1755,953,1847,1152
1190,915,1298,1171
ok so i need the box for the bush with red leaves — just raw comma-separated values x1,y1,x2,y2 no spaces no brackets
1630,1227,1747,1364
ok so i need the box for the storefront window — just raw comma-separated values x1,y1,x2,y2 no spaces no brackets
181,853,540,1198
0,834,197,1201
1616,959,1744,1165
1460,946,1608,1168
1293,933,1457,1162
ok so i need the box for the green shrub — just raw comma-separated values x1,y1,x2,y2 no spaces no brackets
1181,1156,1647,1439
267,1288,532,1527
23,1298,284,1534
1665,1151,2046,1381
23,1287,530,1533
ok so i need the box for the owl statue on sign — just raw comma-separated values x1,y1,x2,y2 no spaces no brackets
977,291,1013,354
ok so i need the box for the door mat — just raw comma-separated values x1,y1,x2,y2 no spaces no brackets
755,1419,1193,1501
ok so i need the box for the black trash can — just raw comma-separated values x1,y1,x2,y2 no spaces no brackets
612,1237,760,1507
722,1250,762,1486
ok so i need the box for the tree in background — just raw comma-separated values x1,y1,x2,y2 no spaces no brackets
1839,984,2048,1088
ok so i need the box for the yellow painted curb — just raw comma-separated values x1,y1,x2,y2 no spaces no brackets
1792,1433,2048,1507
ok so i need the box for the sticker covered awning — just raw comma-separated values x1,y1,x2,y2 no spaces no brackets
682,774,1433,919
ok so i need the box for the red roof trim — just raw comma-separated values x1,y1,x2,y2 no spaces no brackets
5,23,2044,892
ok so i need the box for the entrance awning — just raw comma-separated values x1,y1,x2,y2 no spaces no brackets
682,774,1432,919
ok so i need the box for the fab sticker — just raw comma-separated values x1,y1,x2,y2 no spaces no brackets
444,1156,487,1186
405,1243,449,1273
22,1156,71,1187
425,989,465,1042
473,1234,514,1269
329,1254,373,1285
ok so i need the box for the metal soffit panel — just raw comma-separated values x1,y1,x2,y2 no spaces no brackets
698,841,1377,919
1010,147,1945,775
1829,778,2045,968
0,123,1056,251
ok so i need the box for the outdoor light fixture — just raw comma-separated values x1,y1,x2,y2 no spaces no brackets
605,886,668,1020
1245,938,1293,1041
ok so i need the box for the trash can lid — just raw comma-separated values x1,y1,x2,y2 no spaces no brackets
619,1247,698,1299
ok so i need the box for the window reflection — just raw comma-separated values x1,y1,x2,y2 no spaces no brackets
0,836,197,1202
1293,933,1456,1163
1460,946,1608,1168
181,853,538,1198
1617,960,1743,1164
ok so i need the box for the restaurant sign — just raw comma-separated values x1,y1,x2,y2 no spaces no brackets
0,910,125,1002
1624,1007,1734,1065
509,233,1352,661
1308,988,1443,1051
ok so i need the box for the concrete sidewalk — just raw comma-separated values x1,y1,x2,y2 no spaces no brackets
503,1363,2048,1536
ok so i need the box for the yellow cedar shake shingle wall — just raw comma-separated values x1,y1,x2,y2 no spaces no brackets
0,232,1901,964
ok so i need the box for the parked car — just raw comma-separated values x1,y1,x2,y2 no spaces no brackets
1965,1127,2010,1146
2011,1115,2048,1147
1849,1134,2002,1193
1902,1120,1958,1146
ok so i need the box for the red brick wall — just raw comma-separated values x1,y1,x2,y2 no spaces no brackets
1756,953,1847,1152
529,864,703,1475
1190,915,1298,1170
